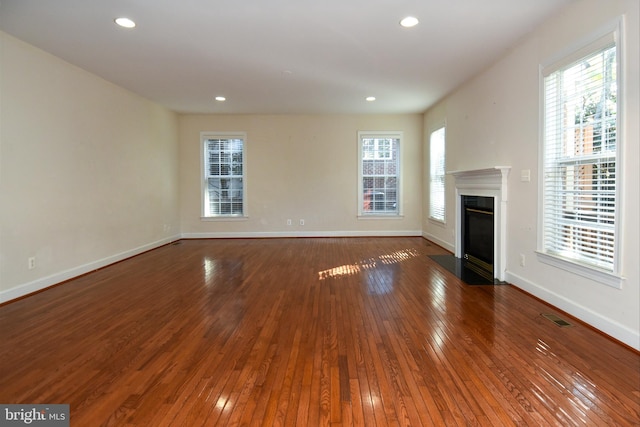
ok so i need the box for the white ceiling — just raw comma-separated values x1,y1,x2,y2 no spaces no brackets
0,0,575,114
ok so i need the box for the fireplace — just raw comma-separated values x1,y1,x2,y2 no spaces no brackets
449,167,510,281
462,196,494,280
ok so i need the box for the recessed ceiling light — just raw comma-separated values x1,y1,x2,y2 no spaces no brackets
366,96,376,102
115,17,136,28
215,96,226,102
400,16,419,28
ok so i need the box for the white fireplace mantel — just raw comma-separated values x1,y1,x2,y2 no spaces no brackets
447,166,511,281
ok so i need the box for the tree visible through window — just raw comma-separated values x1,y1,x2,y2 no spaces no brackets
202,133,246,217
358,132,401,216
541,34,618,274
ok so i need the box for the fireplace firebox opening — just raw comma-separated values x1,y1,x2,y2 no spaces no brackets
462,196,494,281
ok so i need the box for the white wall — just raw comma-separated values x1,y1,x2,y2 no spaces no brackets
423,0,640,349
0,32,181,302
179,114,423,237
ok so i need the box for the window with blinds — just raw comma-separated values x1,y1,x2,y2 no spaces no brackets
202,133,246,218
358,132,401,216
429,126,446,222
541,32,619,275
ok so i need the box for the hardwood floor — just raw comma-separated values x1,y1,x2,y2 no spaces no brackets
1,237,638,426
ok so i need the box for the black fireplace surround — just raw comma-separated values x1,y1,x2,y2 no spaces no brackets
462,196,494,280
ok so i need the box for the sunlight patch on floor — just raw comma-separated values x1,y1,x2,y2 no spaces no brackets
318,248,420,280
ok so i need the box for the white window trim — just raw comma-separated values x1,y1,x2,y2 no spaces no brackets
200,131,249,220
537,18,625,289
357,131,403,218
428,124,446,224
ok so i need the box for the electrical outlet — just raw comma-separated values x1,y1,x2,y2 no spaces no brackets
287,219,292,226
519,254,525,267
299,219,305,226
28,257,36,270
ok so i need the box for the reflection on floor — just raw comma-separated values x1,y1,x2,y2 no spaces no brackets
429,255,507,285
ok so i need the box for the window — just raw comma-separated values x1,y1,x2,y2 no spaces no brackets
202,133,246,218
540,27,621,283
363,138,392,159
358,132,401,216
429,126,446,222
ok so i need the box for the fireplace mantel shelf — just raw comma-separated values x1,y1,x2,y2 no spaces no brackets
448,166,511,202
447,166,511,178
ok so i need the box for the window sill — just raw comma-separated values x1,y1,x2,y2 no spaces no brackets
357,214,404,220
535,251,624,289
201,216,248,222
428,217,446,226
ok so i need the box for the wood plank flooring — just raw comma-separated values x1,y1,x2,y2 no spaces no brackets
0,237,638,426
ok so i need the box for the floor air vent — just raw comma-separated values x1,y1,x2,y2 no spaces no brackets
541,313,572,327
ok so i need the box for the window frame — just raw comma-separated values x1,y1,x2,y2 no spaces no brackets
536,20,624,288
200,132,248,220
428,125,446,223
357,131,402,218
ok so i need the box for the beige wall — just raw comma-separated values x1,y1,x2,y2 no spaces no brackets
423,0,640,349
179,114,423,237
0,32,180,301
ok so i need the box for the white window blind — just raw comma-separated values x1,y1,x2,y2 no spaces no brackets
429,127,446,222
358,132,401,216
541,39,618,273
202,134,246,217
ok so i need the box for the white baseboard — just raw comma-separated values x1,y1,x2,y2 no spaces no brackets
422,232,454,253
181,230,423,239
505,270,640,351
0,235,180,304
